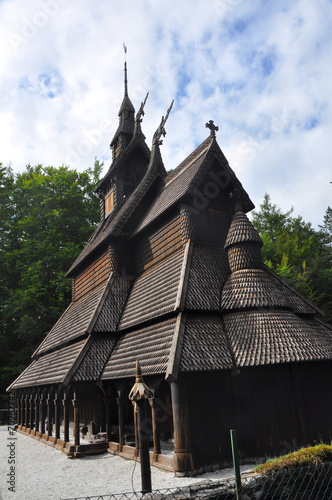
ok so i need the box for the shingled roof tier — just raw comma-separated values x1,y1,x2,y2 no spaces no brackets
224,211,263,249
101,317,178,379
119,246,188,330
224,310,332,366
9,339,87,389
221,268,291,311
266,267,319,315
35,275,132,356
179,314,233,372
35,282,108,355
184,245,230,310
72,334,117,382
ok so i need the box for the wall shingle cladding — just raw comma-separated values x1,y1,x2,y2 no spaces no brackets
10,339,87,388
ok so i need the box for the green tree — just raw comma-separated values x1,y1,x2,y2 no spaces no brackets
251,194,332,321
0,161,102,401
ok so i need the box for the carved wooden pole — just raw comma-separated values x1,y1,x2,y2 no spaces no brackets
132,401,139,458
129,361,153,494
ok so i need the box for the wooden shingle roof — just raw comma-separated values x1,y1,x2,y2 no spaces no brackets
179,314,233,372
119,247,187,330
184,245,230,310
101,317,178,379
35,283,108,355
9,339,88,389
221,269,291,310
72,335,117,382
224,310,332,366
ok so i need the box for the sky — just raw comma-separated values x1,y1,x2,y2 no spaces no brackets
1,0,331,227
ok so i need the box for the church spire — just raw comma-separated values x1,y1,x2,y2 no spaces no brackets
110,47,135,159
124,61,128,97
123,43,128,97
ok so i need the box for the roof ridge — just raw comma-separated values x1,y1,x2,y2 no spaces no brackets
165,135,213,185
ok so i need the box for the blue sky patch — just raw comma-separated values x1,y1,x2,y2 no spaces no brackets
18,70,64,99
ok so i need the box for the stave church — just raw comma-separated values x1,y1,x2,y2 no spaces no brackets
8,64,332,474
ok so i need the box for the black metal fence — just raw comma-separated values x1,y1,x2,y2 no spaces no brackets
62,462,332,500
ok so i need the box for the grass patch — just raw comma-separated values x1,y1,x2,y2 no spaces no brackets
255,444,332,473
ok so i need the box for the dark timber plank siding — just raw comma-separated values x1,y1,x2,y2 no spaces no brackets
134,215,183,274
183,361,332,466
73,251,110,301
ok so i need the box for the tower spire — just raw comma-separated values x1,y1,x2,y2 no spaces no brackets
124,61,128,97
123,43,128,97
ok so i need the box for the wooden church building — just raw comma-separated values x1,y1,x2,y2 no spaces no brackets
9,65,332,474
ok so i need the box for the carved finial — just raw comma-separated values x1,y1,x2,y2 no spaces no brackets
153,100,174,145
128,360,153,401
136,92,149,123
205,120,219,137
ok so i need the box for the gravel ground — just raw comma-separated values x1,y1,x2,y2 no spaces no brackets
0,426,255,500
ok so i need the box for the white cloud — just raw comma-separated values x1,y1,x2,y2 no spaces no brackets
0,0,331,227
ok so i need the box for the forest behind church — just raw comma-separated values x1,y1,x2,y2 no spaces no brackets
0,163,331,403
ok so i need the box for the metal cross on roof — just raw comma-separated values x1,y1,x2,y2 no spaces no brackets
206,120,219,137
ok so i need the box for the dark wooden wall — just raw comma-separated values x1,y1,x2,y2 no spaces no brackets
73,251,111,301
134,215,183,274
182,361,332,466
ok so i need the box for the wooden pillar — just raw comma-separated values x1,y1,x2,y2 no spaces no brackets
40,393,46,435
24,395,28,428
62,393,70,443
104,387,112,443
116,395,124,450
72,395,80,446
34,394,40,434
29,393,34,431
149,396,161,461
19,395,22,426
16,393,20,426
171,380,194,473
54,393,61,440
46,391,53,437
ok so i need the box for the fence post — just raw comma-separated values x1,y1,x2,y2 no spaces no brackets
230,429,241,500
